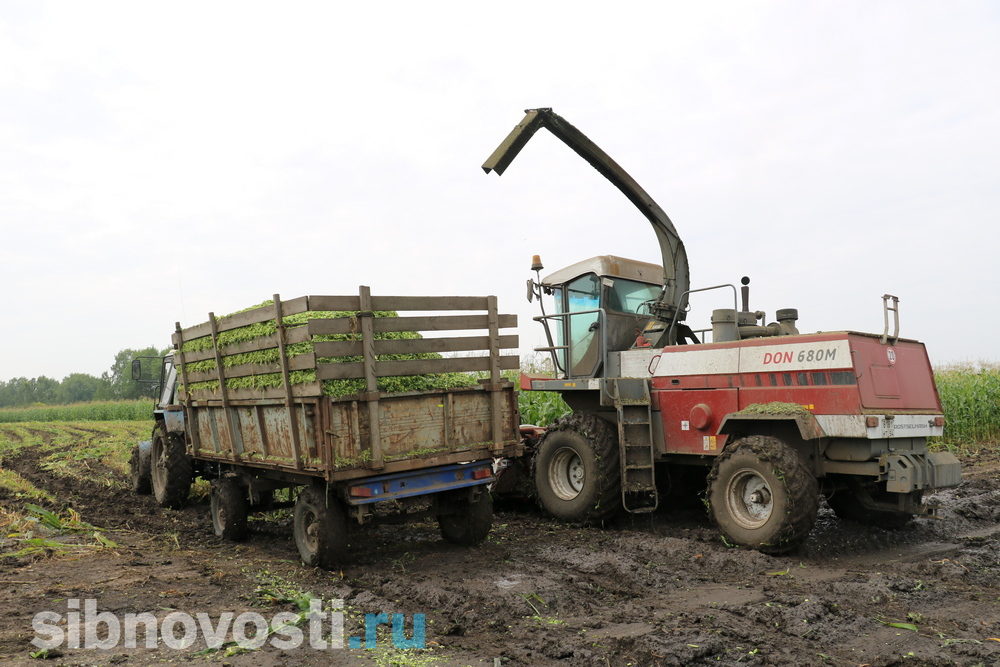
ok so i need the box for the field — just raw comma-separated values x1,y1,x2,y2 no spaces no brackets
0,417,998,666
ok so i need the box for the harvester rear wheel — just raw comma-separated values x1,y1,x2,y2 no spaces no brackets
707,435,818,553
151,426,192,509
825,484,918,529
534,413,620,524
211,477,249,541
293,485,348,569
436,487,493,546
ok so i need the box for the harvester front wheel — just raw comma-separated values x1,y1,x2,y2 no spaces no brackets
534,413,620,524
211,477,249,541
826,484,918,529
707,435,818,553
293,485,348,569
436,487,493,546
151,426,192,509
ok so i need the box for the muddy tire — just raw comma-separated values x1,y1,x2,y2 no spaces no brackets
151,426,192,509
293,485,348,569
211,477,249,541
129,442,152,495
534,413,620,523
707,435,819,553
437,487,493,546
826,485,917,530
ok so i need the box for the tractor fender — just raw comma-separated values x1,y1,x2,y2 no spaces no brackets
718,412,825,442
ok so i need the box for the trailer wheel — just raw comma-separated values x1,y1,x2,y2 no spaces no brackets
437,487,493,546
534,413,620,523
293,485,348,569
826,485,918,529
151,426,192,509
707,435,818,553
211,478,249,541
129,442,152,495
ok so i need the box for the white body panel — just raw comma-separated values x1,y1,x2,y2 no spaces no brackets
618,339,854,378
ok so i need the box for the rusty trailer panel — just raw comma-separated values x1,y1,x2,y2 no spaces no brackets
187,387,520,481
326,386,519,467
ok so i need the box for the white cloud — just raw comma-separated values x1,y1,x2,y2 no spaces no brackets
1,0,997,380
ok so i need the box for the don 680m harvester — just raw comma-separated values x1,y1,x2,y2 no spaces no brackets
485,108,960,553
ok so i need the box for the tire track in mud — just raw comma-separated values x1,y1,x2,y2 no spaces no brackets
2,428,999,665
327,463,1000,666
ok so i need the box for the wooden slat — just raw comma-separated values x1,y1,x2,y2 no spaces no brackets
180,381,325,402
178,325,310,363
312,334,519,358
370,295,489,311
175,296,310,344
303,295,362,311
208,312,239,461
307,295,491,311
174,322,202,455
487,295,503,453
316,354,520,380
274,293,304,471
183,353,316,383
308,314,517,336
359,286,383,470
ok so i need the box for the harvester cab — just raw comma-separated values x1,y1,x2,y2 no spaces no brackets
527,254,663,379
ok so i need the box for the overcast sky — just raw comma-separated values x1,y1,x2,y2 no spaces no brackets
1,1,998,381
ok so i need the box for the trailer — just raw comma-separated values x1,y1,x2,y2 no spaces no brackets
130,288,522,568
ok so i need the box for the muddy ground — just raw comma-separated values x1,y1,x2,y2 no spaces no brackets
0,425,998,666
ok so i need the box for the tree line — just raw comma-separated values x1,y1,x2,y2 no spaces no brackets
0,347,170,408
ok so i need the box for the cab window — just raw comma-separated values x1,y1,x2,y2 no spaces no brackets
605,278,660,314
565,274,601,376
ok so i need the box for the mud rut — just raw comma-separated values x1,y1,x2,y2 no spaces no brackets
0,427,998,666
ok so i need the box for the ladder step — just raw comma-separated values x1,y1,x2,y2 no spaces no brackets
625,464,654,470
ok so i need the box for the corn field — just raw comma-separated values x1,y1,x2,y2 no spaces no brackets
934,365,1000,446
0,401,150,423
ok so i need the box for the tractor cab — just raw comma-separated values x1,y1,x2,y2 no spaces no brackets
530,255,664,379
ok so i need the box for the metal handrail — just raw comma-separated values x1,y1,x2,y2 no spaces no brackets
534,307,607,380
667,284,738,345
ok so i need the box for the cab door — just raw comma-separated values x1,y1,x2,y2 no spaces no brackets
563,273,602,377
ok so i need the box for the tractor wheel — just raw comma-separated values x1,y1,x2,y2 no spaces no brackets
436,487,493,546
151,426,192,509
293,485,348,569
211,477,249,541
534,412,620,523
129,442,152,495
707,435,819,553
826,484,918,530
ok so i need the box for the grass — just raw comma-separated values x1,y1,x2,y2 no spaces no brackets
0,421,153,486
518,390,570,426
0,400,150,423
0,469,55,503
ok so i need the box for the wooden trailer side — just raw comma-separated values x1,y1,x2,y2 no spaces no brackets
171,288,522,479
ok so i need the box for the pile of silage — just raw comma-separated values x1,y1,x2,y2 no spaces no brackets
178,302,480,397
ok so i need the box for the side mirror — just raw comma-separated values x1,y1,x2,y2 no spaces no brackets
526,279,535,303
131,359,143,381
